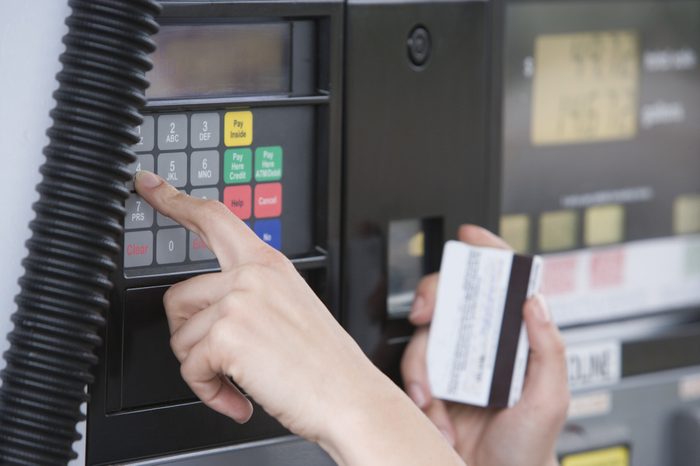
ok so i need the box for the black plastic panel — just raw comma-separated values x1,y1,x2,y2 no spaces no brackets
122,286,194,410
342,0,495,377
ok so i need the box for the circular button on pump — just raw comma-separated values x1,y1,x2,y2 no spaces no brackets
407,26,431,68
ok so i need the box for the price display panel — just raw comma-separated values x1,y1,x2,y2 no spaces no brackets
500,1,700,326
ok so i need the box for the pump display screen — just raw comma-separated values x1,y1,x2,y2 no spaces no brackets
147,23,291,99
501,1,700,326
532,31,639,145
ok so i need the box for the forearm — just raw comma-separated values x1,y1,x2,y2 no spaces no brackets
318,368,465,466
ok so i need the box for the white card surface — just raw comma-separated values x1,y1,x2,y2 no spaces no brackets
427,241,542,407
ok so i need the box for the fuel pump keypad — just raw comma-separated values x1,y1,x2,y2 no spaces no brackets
124,110,285,272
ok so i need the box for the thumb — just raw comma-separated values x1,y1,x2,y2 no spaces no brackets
518,295,570,427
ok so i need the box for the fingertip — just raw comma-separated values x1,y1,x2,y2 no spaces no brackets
233,398,254,424
408,274,438,325
408,295,430,325
457,224,485,242
524,294,551,324
134,169,163,191
407,382,430,409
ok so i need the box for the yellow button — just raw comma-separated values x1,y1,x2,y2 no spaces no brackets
539,209,578,252
561,446,629,466
674,194,700,235
500,214,530,254
585,204,625,246
224,111,253,147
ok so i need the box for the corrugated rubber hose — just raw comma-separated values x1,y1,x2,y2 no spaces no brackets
0,0,160,464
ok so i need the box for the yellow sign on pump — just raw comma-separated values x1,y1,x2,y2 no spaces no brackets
225,111,253,147
561,446,630,466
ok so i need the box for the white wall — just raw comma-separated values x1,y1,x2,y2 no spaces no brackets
0,1,85,464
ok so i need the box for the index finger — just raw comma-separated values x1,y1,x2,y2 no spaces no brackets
134,170,265,270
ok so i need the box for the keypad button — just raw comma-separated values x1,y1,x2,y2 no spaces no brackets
134,116,155,153
223,185,252,220
190,187,220,202
126,154,154,191
190,151,220,187
157,152,187,188
191,113,220,149
254,219,281,250
254,183,282,218
254,146,283,182
158,114,188,151
124,231,153,268
125,194,154,229
190,232,216,261
156,228,187,265
224,111,253,147
224,148,252,184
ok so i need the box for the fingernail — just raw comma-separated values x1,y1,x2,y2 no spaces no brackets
135,170,162,189
407,383,428,409
409,295,426,320
440,428,456,447
533,295,551,323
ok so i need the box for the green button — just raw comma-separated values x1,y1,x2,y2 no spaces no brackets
224,148,252,184
255,146,283,182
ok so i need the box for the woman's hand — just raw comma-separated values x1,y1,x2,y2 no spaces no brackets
402,225,569,466
134,171,464,466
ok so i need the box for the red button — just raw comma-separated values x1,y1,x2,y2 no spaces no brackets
254,183,282,218
223,185,252,220
541,255,577,295
590,248,625,289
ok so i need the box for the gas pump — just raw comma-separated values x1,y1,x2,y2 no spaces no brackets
1,0,494,464
2,0,700,465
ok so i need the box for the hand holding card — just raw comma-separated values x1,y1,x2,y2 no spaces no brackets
427,241,542,408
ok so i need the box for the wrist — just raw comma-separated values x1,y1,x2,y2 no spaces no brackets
317,364,463,466
316,363,397,464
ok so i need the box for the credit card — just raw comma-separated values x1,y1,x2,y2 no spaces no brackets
427,241,542,408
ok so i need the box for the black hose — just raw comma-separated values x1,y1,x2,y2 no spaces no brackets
0,1,161,464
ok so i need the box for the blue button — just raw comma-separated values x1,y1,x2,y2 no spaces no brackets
254,219,281,250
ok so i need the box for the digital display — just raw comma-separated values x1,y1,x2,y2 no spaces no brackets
532,31,639,145
147,24,290,100
501,1,700,326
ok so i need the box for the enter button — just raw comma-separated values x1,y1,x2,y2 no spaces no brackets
254,183,282,218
